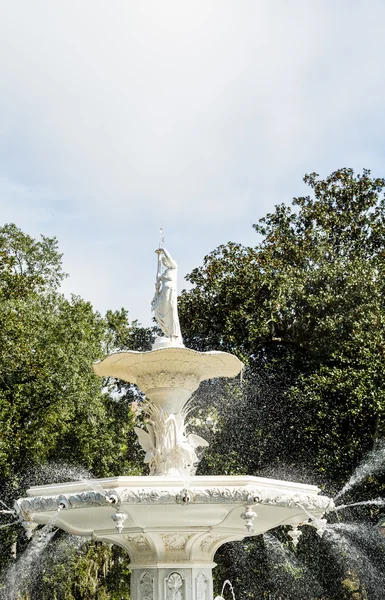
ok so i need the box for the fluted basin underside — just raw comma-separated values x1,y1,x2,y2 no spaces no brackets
93,347,244,412
93,348,245,477
17,475,333,567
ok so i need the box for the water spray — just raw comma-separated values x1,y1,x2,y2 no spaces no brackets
334,498,385,512
215,580,237,600
296,503,328,538
21,521,38,540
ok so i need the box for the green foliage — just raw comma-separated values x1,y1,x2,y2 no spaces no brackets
0,223,65,299
181,168,385,490
0,224,151,598
180,169,385,599
39,539,131,600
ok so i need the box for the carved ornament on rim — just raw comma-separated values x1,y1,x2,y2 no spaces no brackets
16,486,333,516
136,371,200,393
161,533,191,550
126,534,151,549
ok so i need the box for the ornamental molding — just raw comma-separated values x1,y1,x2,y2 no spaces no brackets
93,348,244,387
196,572,208,600
17,486,333,515
166,572,183,600
161,533,191,550
140,571,154,600
136,371,200,394
126,535,151,549
199,535,222,550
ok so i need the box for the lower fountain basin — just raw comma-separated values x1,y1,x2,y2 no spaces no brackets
16,475,333,566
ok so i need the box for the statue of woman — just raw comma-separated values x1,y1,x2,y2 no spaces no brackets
151,247,183,346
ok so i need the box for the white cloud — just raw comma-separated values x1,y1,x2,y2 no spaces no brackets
1,0,385,322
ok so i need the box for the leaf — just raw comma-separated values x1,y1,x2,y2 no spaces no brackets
134,427,153,452
187,433,209,448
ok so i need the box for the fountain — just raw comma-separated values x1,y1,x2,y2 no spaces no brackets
14,246,333,599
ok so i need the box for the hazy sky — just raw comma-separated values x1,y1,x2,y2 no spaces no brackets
1,1,385,325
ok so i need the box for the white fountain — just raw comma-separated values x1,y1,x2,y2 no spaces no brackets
15,246,333,600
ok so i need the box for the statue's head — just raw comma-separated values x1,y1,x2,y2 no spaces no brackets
161,255,171,268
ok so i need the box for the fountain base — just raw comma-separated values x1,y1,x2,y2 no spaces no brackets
15,475,333,600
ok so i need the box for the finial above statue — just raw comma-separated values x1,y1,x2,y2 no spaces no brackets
151,242,184,349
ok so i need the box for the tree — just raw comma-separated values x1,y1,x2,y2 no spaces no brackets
180,168,385,487
179,169,385,599
0,224,151,599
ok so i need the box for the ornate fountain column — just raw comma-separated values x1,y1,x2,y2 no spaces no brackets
91,342,244,600
90,244,246,599
93,345,243,478
131,567,213,600
131,562,214,600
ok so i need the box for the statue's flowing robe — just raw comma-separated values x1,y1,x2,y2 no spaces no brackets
154,266,182,339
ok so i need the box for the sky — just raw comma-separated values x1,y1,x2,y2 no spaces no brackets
1,0,385,326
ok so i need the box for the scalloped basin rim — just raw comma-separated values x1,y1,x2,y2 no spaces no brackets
26,475,321,498
92,347,244,383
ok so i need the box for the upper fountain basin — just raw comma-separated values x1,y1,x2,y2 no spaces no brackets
93,347,244,411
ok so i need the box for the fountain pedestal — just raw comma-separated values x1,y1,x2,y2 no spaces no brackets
93,347,244,477
16,475,332,600
131,567,213,600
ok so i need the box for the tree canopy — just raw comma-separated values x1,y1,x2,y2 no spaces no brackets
0,224,151,599
180,168,385,489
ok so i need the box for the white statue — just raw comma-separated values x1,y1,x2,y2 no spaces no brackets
134,404,209,476
151,247,183,346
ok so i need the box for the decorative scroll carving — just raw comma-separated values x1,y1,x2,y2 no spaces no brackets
140,572,154,600
136,372,200,394
176,488,195,505
196,573,207,600
166,572,183,600
126,534,150,549
161,533,190,550
200,535,222,550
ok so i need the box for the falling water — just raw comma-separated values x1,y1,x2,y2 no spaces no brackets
0,499,13,511
335,440,385,500
83,478,108,497
0,513,90,600
0,522,58,599
214,579,236,600
221,580,236,600
0,522,19,530
28,461,94,486
325,523,385,600
263,533,324,598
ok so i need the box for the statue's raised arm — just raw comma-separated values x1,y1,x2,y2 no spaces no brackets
152,247,183,348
